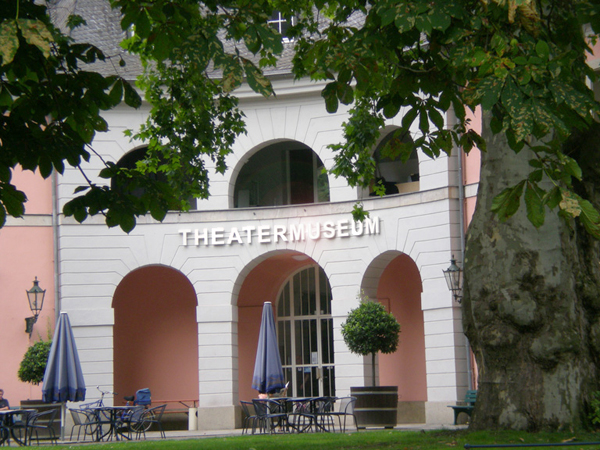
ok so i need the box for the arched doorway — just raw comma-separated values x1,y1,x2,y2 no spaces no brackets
362,252,427,403
236,253,334,401
276,265,334,398
113,266,199,405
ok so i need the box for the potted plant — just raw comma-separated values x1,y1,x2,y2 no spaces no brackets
341,293,401,429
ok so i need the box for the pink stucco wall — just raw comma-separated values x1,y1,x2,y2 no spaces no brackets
112,265,199,406
377,254,427,401
464,107,482,187
0,169,54,404
13,168,53,215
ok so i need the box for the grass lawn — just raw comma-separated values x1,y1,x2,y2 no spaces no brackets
43,429,600,450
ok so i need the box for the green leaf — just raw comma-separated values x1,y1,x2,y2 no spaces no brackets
256,23,283,55
528,168,543,183
401,107,419,130
535,40,550,60
108,78,124,105
322,82,339,113
1,183,26,217
419,108,430,133
123,80,142,108
73,185,90,194
119,214,136,233
545,186,562,209
579,198,600,239
479,76,505,111
524,183,545,228
428,108,445,130
382,98,400,118
244,25,261,54
491,181,525,221
564,156,582,181
337,82,354,106
244,61,274,97
0,20,18,65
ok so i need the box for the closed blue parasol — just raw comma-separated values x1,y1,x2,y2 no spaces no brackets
42,312,86,403
251,302,285,394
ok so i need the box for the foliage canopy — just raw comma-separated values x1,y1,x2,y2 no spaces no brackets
2,0,600,234
342,299,401,357
341,297,400,386
17,339,52,386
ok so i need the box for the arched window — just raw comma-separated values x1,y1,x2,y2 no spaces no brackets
234,142,330,208
112,147,195,210
277,266,335,398
360,130,419,198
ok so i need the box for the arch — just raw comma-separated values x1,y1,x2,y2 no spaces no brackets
235,250,323,402
112,265,199,406
231,139,330,208
359,126,420,199
361,252,427,402
112,146,195,210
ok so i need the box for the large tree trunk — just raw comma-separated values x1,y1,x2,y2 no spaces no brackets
462,119,600,430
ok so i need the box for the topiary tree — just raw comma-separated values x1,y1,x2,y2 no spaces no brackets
18,339,52,385
341,295,401,386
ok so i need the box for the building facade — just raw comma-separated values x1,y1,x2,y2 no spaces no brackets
0,1,486,430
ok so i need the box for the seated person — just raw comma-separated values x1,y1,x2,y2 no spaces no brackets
0,389,9,411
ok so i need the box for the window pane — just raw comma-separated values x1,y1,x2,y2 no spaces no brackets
321,318,334,364
278,283,290,317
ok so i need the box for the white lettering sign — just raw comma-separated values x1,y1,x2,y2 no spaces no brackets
179,217,380,247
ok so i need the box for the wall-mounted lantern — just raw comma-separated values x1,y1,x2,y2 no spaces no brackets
443,257,463,303
25,277,46,337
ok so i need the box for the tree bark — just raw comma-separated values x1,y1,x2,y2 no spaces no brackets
463,118,600,430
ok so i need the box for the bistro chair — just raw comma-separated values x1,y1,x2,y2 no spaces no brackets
285,398,314,433
132,404,167,440
115,406,144,440
252,399,288,434
240,401,261,435
69,408,101,441
324,396,357,433
28,409,59,445
311,397,336,432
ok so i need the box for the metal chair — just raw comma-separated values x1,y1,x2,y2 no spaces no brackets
286,398,315,433
323,396,357,432
240,401,260,434
115,406,144,440
28,409,59,445
252,399,288,434
312,397,337,432
132,404,166,439
69,408,101,441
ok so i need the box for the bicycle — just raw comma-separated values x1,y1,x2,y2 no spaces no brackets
122,388,154,433
79,386,115,441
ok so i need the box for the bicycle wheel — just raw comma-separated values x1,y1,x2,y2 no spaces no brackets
130,409,155,433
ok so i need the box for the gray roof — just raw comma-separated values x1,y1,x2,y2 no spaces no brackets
49,0,143,79
49,1,365,80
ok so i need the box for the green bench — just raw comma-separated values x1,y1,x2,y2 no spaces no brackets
448,390,477,425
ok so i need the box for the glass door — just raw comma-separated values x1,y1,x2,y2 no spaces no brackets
277,265,335,397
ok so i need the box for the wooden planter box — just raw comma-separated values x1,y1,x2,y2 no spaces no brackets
350,386,398,429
